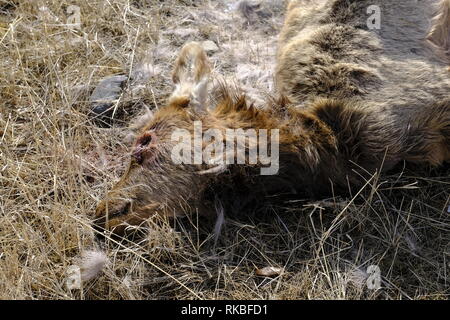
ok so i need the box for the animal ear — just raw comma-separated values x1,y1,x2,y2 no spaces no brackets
426,0,450,61
169,42,211,113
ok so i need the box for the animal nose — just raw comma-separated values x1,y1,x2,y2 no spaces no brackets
93,200,132,236
111,201,131,217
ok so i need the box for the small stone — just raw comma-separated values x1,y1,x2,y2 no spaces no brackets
90,75,127,103
66,265,81,290
89,75,127,127
255,266,283,277
201,40,219,53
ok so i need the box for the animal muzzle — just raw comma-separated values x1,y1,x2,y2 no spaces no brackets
93,197,164,238
93,199,135,237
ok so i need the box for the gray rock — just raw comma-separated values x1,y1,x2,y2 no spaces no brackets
201,40,219,53
90,75,128,127
90,75,127,103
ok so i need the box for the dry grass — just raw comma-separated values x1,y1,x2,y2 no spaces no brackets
0,0,449,300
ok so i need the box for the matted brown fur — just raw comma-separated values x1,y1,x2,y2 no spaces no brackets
94,0,450,237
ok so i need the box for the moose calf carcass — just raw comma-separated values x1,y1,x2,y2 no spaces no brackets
94,0,450,237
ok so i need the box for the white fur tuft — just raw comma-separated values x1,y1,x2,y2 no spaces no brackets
79,250,109,282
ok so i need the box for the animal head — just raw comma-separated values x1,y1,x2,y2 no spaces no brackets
93,42,281,237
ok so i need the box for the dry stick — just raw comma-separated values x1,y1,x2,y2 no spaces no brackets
69,214,201,299
0,16,22,45
313,174,377,282
322,174,377,240
113,25,141,121
150,87,159,109
0,113,11,143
